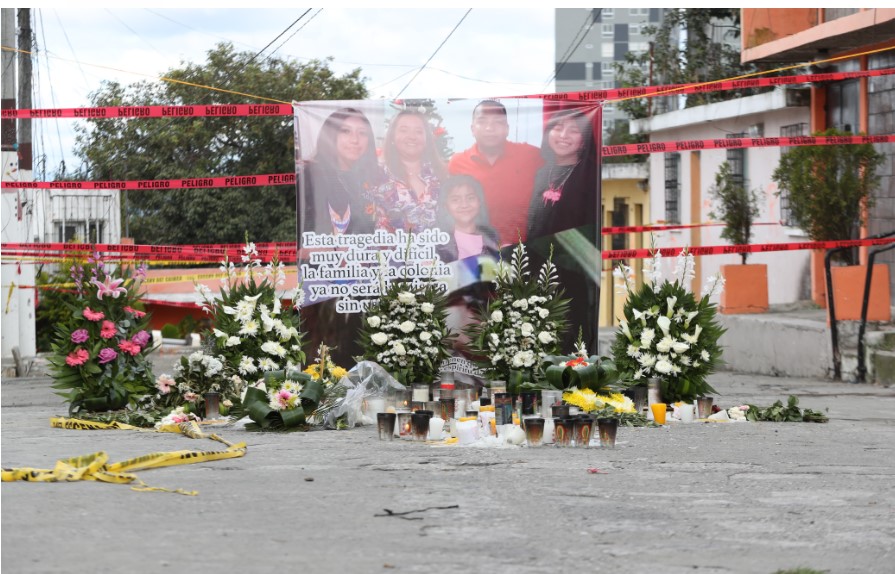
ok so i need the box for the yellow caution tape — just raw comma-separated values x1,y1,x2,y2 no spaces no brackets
5,281,14,314
1,418,247,495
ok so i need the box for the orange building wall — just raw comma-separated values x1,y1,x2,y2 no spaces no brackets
743,9,818,49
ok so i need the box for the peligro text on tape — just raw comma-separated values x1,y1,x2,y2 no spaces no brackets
0,173,296,190
0,103,293,120
604,236,895,260
501,67,895,102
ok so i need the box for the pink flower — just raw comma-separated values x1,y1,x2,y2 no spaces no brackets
117,340,142,356
124,306,146,319
156,374,175,395
131,330,151,347
83,307,105,321
97,348,118,364
100,320,117,339
70,329,89,344
183,392,199,403
65,348,90,367
91,275,127,299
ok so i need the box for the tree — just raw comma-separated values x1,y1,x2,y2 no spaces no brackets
709,161,761,264
613,9,758,121
69,43,369,245
772,129,884,264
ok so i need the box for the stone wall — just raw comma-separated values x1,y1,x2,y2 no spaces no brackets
867,51,895,304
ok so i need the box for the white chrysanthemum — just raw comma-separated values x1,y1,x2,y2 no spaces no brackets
491,310,504,322
368,315,381,328
537,331,553,345
655,359,673,374
656,336,674,353
512,299,529,311
258,357,278,371
537,308,549,319
393,342,407,356
225,336,241,347
640,328,656,347
239,320,259,336
371,332,388,345
520,322,534,337
626,344,641,357
261,341,287,357
421,302,434,314
399,320,415,333
419,331,432,342
701,349,711,362
397,291,415,305
638,353,656,368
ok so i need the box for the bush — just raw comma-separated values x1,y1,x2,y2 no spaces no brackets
160,324,180,339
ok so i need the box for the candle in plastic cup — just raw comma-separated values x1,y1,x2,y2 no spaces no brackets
524,418,545,447
427,416,445,440
377,412,397,441
679,403,695,424
597,418,618,448
697,397,714,419
651,403,667,425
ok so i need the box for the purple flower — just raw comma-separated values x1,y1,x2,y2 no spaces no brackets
131,330,151,347
71,329,90,344
97,348,118,364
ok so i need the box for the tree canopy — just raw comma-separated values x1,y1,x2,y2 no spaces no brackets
70,43,368,244
613,9,757,121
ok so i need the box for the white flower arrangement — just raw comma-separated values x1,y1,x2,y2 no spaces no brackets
196,241,306,389
359,283,454,385
611,248,725,402
467,243,569,386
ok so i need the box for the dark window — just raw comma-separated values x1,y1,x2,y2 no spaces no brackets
726,132,746,190
827,80,859,134
87,221,104,243
665,153,681,224
57,223,78,243
614,43,628,61
614,23,629,42
611,197,628,251
592,65,602,80
649,8,660,22
778,123,808,226
555,62,586,81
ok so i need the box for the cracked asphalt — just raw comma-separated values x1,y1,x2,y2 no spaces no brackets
2,348,894,573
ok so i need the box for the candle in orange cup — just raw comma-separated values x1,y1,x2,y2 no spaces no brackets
650,403,667,425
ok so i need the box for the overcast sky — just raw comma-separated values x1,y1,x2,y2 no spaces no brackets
15,4,571,177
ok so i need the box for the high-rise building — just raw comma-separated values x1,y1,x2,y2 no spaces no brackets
554,8,669,134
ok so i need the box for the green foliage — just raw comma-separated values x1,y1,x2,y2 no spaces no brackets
466,243,570,386
709,161,762,264
746,395,829,423
160,323,180,339
358,279,455,385
613,9,759,121
772,129,884,263
35,264,80,352
68,43,369,244
46,256,155,414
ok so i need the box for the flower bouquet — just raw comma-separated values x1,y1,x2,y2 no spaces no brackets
358,280,454,386
237,368,325,431
561,387,649,426
151,350,238,417
195,241,306,386
611,248,725,403
466,243,569,392
48,253,155,414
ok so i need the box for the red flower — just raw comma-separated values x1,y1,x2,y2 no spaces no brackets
83,307,105,321
117,340,142,356
100,320,117,339
65,348,90,367
124,306,146,319
565,357,588,368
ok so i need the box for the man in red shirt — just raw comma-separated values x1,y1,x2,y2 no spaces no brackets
448,100,543,245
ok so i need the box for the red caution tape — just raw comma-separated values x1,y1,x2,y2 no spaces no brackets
502,68,895,102
0,103,293,120
602,134,895,157
604,237,895,260
0,173,295,190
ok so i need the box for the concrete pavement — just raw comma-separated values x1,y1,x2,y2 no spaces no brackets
2,350,894,574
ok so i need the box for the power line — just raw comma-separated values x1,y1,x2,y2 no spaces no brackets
246,9,311,67
51,8,91,92
545,9,599,89
266,8,322,62
394,9,472,99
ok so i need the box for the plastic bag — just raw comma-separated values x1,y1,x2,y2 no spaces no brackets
323,361,405,429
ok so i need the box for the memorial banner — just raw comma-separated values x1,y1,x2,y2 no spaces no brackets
294,98,601,381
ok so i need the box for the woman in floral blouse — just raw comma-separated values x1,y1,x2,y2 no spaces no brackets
370,110,447,231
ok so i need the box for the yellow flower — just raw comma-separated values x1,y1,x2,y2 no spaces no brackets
597,393,636,414
562,388,604,413
303,365,321,380
331,366,348,380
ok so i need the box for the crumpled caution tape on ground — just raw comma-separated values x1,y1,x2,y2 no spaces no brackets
0,418,246,495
